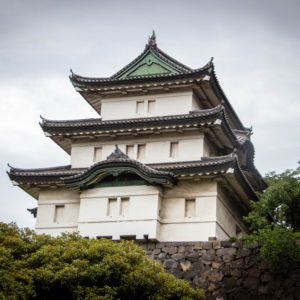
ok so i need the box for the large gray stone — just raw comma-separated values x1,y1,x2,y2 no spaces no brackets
147,243,156,250
202,242,213,249
152,248,161,255
232,240,243,248
244,254,258,268
221,241,232,248
248,267,261,278
194,242,203,250
212,261,223,269
260,272,272,283
216,247,237,256
178,246,186,253
163,259,178,269
230,268,242,277
183,268,199,280
157,252,167,259
171,253,185,261
222,277,237,290
243,277,259,289
180,260,192,272
222,255,235,263
186,251,200,261
236,248,251,258
230,258,244,269
258,285,269,295
213,241,221,249
155,242,165,249
207,270,224,282
168,246,178,254
202,252,215,261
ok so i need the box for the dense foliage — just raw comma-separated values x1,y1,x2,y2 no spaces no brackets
246,168,300,232
244,167,300,272
0,222,205,300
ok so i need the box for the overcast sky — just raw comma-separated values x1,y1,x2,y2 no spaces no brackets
1,0,299,228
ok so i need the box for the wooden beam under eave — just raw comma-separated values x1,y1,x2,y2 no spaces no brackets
211,126,234,149
200,82,220,107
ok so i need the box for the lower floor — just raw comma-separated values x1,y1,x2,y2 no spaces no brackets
35,180,248,241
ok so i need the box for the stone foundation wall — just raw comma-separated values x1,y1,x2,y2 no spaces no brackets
137,240,300,300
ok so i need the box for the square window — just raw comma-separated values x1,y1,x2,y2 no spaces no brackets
54,205,65,223
120,198,130,216
126,145,134,158
136,101,144,114
147,100,155,114
185,199,195,217
137,144,146,160
170,141,179,158
107,198,118,217
94,147,102,162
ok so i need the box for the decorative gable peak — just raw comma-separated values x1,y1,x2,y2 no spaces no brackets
111,31,192,80
106,145,129,160
147,30,157,48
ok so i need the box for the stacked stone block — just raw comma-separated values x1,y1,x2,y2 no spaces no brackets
137,241,300,300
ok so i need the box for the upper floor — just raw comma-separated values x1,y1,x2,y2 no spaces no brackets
70,32,245,130
100,91,201,120
71,132,213,168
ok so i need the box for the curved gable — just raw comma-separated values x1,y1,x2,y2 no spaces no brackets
63,147,176,190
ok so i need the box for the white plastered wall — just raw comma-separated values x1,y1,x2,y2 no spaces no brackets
101,91,193,120
71,133,205,168
35,188,80,236
216,185,248,239
78,185,162,240
159,180,218,241
33,180,247,242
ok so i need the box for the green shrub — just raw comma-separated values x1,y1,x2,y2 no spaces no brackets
0,222,205,300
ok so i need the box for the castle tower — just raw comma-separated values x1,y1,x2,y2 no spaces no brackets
8,33,266,241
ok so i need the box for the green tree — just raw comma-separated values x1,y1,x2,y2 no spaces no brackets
246,167,300,232
0,222,205,300
244,166,300,272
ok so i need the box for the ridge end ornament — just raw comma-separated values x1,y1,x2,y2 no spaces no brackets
148,30,157,47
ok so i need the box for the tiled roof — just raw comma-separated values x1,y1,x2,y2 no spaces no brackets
70,32,212,86
8,156,235,183
70,66,211,87
8,152,251,186
40,106,224,134
7,165,80,185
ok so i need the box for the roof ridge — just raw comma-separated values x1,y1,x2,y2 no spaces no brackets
148,154,236,168
110,46,150,79
8,164,71,172
153,46,192,72
41,106,223,127
41,117,102,124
